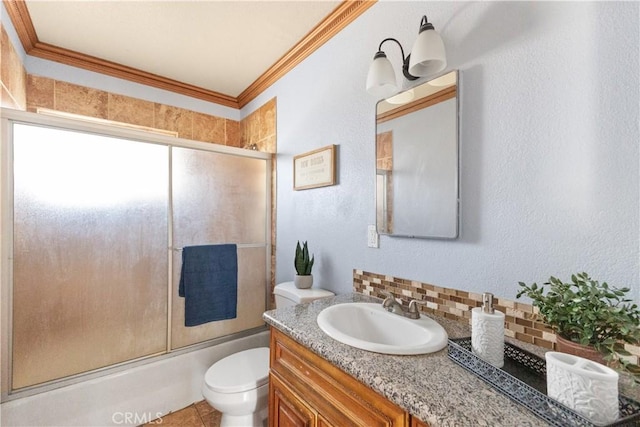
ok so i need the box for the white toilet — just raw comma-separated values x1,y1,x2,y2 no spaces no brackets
202,282,334,427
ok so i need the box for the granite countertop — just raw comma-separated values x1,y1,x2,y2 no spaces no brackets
263,293,552,427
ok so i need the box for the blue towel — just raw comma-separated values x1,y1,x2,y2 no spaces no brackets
179,244,238,327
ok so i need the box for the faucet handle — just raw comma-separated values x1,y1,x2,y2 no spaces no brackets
408,299,427,317
379,291,397,310
380,290,398,304
380,290,394,300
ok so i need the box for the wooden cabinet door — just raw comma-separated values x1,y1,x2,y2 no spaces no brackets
270,327,408,427
270,373,316,427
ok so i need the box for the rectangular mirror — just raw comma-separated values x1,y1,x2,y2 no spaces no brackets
376,70,459,239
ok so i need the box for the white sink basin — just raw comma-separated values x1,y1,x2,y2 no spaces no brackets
316,302,448,355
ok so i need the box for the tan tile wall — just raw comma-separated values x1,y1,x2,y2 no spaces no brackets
25,75,241,147
239,98,278,305
376,131,393,171
240,98,276,153
353,269,640,364
0,24,27,110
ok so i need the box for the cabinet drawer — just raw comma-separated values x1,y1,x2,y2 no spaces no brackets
270,328,407,427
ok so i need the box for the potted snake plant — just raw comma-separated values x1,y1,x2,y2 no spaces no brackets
294,241,314,289
517,272,640,382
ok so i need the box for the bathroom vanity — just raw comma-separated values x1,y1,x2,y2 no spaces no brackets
263,293,549,426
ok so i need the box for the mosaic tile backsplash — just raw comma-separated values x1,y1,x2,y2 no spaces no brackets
353,269,640,364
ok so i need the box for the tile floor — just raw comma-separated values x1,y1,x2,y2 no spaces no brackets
142,400,221,427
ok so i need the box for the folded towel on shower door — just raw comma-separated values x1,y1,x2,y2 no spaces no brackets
179,244,238,327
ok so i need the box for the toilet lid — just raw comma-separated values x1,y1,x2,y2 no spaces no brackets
204,347,270,394
274,281,335,303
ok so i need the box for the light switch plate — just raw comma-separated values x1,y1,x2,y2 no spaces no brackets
367,225,379,248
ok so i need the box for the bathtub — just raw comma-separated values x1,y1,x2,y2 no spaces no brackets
0,330,270,426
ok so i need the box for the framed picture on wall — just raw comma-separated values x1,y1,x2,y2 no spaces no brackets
293,144,337,190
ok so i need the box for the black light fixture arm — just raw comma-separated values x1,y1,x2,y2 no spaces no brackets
376,37,419,81
419,15,434,32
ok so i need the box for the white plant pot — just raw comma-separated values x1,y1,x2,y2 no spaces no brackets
294,274,313,289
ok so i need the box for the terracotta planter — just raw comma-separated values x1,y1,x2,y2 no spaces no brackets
555,335,606,365
294,274,313,289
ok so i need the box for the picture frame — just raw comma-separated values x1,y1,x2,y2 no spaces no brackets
293,145,337,190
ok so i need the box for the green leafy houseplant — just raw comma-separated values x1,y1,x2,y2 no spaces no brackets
517,272,640,382
294,241,314,275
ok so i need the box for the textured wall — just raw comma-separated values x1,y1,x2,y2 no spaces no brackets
242,1,640,301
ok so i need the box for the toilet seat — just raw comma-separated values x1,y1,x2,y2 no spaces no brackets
204,347,269,394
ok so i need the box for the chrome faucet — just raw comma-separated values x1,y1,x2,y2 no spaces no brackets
380,291,426,319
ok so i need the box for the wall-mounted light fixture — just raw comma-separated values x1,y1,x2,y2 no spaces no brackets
366,15,446,99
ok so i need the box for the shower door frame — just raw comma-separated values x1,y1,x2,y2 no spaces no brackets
0,108,272,401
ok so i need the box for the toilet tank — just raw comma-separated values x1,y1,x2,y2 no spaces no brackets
274,282,334,308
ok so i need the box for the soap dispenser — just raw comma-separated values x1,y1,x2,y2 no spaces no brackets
471,293,505,368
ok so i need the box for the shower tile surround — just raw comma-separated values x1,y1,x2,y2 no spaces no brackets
353,269,640,365
240,98,278,305
25,76,278,153
24,77,277,149
26,75,241,146
0,24,27,110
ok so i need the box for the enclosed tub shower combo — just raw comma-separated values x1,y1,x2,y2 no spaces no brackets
0,110,271,411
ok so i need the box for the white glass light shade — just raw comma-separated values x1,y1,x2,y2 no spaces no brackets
428,71,457,87
408,28,447,77
386,89,414,105
366,52,398,99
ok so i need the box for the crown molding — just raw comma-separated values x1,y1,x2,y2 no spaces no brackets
3,0,37,50
29,40,239,108
237,0,375,108
2,0,238,108
3,0,376,110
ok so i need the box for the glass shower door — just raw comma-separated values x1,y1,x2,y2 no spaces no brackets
11,124,169,389
171,147,268,349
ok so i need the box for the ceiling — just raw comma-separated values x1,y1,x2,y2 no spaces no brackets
7,0,374,108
